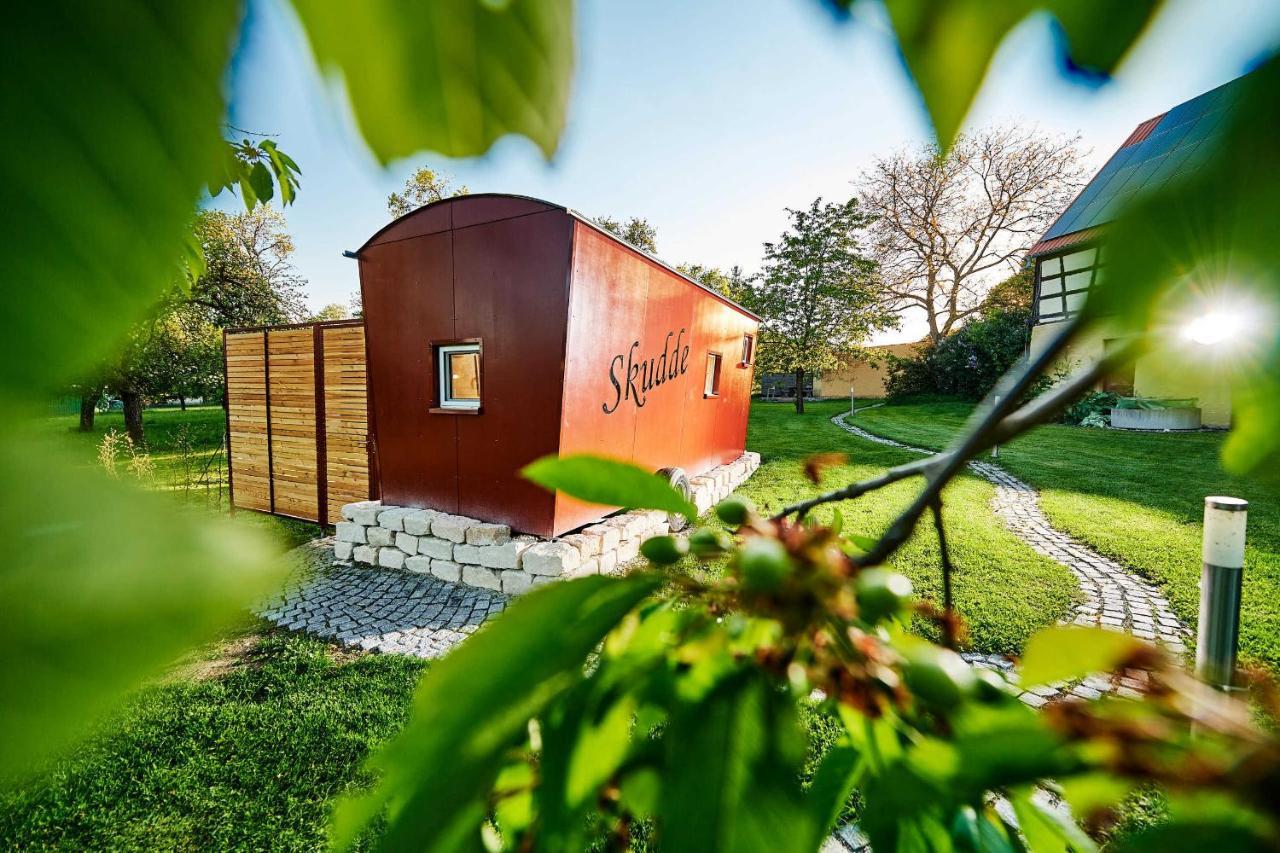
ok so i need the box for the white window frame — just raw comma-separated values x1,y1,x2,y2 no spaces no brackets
437,343,481,410
704,352,722,398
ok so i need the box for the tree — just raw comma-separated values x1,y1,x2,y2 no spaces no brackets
677,262,756,305
858,126,1084,344
753,197,897,413
387,165,469,218
187,207,307,328
979,267,1033,313
309,303,350,322
595,215,658,253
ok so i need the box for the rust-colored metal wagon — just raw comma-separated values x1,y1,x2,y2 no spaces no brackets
226,193,759,538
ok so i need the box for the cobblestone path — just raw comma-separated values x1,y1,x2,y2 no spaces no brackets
257,540,508,659
832,410,1190,699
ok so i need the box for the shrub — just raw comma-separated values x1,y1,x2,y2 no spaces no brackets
885,309,1031,401
1063,391,1118,425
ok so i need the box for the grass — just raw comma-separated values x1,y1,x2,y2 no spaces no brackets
0,401,1085,848
41,405,319,548
854,398,1280,671
729,400,1079,655
0,630,424,850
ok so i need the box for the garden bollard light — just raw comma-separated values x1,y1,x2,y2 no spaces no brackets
1197,496,1248,690
991,396,1000,459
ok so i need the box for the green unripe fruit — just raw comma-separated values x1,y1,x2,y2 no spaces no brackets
737,537,793,592
902,646,977,711
714,496,755,528
639,535,688,565
688,528,733,558
855,569,914,624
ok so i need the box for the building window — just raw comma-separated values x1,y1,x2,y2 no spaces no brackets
1036,245,1104,323
436,343,481,410
704,352,722,397
740,334,755,366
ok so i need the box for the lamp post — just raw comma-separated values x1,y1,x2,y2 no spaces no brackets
1197,496,1248,690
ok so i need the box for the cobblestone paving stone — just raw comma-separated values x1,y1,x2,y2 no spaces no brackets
833,410,1190,705
257,539,508,659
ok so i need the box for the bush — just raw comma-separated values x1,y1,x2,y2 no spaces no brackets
1062,391,1118,425
884,309,1031,401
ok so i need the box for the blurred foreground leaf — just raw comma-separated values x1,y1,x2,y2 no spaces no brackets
523,454,698,521
1019,626,1140,687
331,574,659,850
0,436,284,776
877,0,1159,151
0,1,239,398
291,0,573,163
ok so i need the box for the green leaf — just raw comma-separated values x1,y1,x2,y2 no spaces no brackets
0,434,284,776
1010,790,1098,853
330,574,659,851
522,454,698,521
247,160,274,206
290,0,573,163
661,670,816,852
566,694,636,807
0,1,240,399
881,0,1159,151
804,743,864,846
1019,626,1140,687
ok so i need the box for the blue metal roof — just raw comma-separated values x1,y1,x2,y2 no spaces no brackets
1035,74,1247,250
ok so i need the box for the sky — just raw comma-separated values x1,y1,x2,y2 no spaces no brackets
221,0,1280,344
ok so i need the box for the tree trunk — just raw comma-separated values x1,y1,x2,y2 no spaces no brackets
794,369,805,414
179,396,187,411
122,391,145,447
78,390,98,432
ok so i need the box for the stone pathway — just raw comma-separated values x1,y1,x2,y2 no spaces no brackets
832,411,1190,696
257,540,508,659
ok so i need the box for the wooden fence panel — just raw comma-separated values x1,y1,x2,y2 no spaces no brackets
226,331,271,512
225,321,372,524
320,324,371,525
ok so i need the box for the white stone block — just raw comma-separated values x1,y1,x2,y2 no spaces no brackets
333,540,355,561
463,564,503,591
477,536,535,570
367,526,395,547
563,532,601,558
617,539,640,564
599,550,618,575
620,514,650,541
379,548,407,570
352,545,379,565
395,532,420,555
570,557,600,577
402,509,439,536
350,505,382,526
378,507,414,531
431,560,462,583
453,543,484,565
341,500,380,521
405,555,433,575
531,575,559,587
651,520,671,537
501,571,533,595
466,522,511,546
432,514,473,543
523,541,581,576
584,524,621,552
335,522,366,544
418,537,454,560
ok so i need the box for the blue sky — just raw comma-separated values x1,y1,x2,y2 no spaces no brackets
222,0,1280,343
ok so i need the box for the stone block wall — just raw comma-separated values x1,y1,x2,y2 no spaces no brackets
333,451,761,595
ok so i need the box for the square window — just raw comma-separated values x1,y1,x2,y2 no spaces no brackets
704,352,722,397
741,334,755,366
437,343,481,409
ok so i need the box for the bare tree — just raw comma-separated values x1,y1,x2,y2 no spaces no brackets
859,126,1084,343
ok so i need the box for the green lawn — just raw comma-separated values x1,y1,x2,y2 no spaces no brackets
854,399,1280,671
731,401,1079,654
1,401,1082,848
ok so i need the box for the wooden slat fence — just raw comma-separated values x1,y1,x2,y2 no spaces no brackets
224,320,373,525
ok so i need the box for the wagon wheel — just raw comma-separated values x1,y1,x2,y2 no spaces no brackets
656,467,693,533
